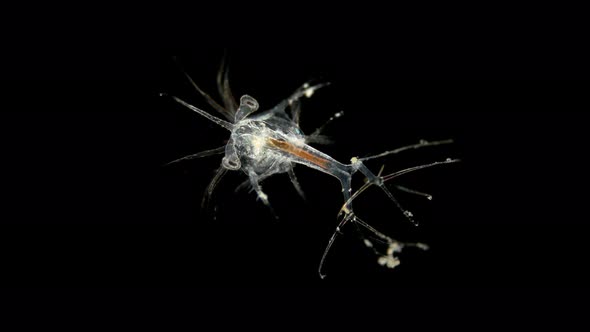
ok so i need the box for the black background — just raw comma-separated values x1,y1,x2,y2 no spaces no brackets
1,16,589,292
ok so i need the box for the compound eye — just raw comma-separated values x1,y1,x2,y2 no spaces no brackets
222,155,241,170
240,95,259,110
235,95,260,122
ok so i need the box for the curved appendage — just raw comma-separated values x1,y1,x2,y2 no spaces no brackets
172,57,235,122
216,53,239,114
201,166,228,211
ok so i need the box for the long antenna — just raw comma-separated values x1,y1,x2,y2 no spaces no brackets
161,93,234,131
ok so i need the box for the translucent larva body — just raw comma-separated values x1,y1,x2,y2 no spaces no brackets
164,58,459,278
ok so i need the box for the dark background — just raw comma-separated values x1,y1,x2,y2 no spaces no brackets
1,40,589,290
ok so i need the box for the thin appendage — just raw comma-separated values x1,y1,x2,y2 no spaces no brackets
360,139,454,162
234,178,252,193
304,135,334,145
216,53,238,113
287,167,306,200
308,111,344,140
172,57,234,121
352,214,393,243
290,99,302,125
165,146,225,166
395,185,433,200
288,82,331,125
248,171,278,219
382,158,461,182
170,96,234,131
319,213,354,279
201,167,228,210
318,171,354,278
